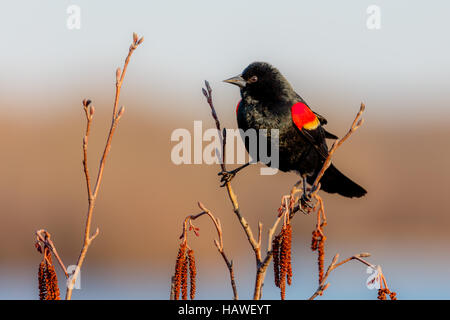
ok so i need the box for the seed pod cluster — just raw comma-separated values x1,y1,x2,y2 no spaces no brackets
272,223,293,300
173,241,197,300
377,288,397,300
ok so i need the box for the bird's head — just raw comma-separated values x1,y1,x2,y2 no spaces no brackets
224,62,293,102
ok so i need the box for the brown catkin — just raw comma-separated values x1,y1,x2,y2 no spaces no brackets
378,287,397,300
279,228,287,281
311,228,326,284
311,230,320,251
279,223,293,300
38,248,60,300
181,252,189,300
377,288,388,300
280,278,286,300
188,249,196,300
272,234,281,288
46,263,60,300
173,241,187,300
285,224,293,286
317,236,326,284
38,260,47,300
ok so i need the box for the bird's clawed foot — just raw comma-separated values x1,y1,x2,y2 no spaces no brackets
218,169,237,187
218,162,251,187
299,193,313,214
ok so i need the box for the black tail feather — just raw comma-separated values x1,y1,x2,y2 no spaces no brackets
308,163,367,198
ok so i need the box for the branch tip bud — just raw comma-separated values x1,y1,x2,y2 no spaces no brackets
116,68,121,81
358,252,371,258
118,106,125,117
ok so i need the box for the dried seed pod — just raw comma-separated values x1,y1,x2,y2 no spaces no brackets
377,288,388,300
272,234,281,288
181,252,189,300
311,229,320,251
38,248,60,300
317,237,325,284
280,277,286,300
46,263,60,300
278,223,293,300
38,260,47,300
285,224,293,286
311,227,326,284
173,241,187,300
188,249,196,300
279,228,287,282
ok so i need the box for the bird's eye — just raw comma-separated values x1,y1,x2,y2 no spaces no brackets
248,75,258,83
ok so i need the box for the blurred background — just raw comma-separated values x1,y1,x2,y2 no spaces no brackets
1,0,449,299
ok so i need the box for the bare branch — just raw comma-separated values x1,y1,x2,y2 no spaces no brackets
65,33,143,300
309,253,374,300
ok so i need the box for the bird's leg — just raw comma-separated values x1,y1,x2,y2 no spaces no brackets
218,162,251,187
300,174,314,212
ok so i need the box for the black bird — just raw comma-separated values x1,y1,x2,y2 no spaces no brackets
222,62,366,199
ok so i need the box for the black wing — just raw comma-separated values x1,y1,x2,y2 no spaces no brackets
300,127,329,160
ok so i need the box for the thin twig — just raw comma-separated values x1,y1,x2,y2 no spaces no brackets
309,252,372,300
82,99,94,200
65,33,143,300
36,230,69,278
311,103,365,192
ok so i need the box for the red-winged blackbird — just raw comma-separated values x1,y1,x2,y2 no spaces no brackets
222,62,366,198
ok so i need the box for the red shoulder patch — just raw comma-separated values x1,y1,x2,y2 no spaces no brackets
236,100,241,115
291,102,320,130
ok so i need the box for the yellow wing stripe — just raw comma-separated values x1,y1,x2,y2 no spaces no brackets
303,117,320,130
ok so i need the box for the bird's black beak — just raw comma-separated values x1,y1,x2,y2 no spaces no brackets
223,75,246,88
